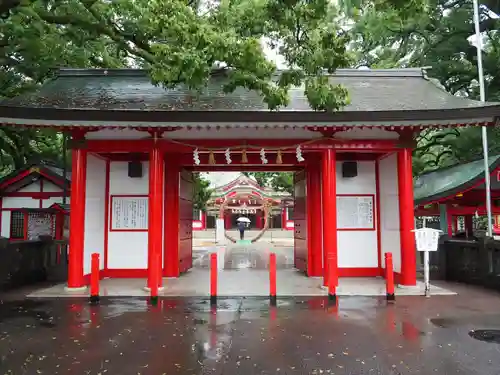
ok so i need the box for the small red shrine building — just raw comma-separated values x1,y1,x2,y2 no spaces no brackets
414,155,500,235
0,162,70,240
1,67,499,291
195,174,294,231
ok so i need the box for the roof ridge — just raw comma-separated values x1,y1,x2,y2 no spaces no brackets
417,154,500,177
56,67,426,78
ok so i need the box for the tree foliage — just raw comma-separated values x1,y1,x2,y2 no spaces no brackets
0,0,358,174
243,172,294,194
192,172,213,211
348,0,500,173
2,0,353,110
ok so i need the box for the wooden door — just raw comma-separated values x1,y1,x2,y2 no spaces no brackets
293,170,308,273
178,170,193,273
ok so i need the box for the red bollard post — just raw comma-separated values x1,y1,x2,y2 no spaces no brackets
328,255,337,303
89,253,100,305
269,253,277,306
385,252,395,302
210,253,218,306
150,253,159,305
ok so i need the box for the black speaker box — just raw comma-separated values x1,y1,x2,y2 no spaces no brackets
342,161,358,178
128,161,143,178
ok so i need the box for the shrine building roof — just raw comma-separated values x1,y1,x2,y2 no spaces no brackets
0,161,70,193
414,155,500,206
1,68,499,129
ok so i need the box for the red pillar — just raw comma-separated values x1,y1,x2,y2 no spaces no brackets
148,146,164,289
281,208,287,229
465,215,474,236
307,158,323,277
164,161,179,277
67,147,87,288
322,149,338,287
225,214,231,229
397,148,417,286
256,210,263,229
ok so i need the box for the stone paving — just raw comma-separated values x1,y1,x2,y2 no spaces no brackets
28,243,455,298
0,283,500,374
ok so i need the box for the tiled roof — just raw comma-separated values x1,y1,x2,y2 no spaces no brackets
2,68,495,112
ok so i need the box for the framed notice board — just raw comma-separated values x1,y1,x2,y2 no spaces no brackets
110,195,148,231
337,195,375,230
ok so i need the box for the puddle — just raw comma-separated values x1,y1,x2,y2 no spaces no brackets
430,318,457,328
469,329,500,343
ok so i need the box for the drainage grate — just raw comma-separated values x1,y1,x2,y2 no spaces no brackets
468,329,500,343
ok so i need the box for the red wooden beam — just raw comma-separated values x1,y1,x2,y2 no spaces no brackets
188,166,303,172
98,151,380,164
85,138,400,154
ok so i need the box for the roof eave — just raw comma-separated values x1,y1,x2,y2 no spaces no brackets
0,106,499,128
414,157,500,206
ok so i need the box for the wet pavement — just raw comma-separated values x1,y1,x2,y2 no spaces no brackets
2,283,500,374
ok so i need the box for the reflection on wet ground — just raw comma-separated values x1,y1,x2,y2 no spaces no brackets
2,284,500,374
194,244,294,270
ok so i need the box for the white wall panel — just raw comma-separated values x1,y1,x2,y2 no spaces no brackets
17,181,40,193
378,153,401,272
42,181,63,192
336,161,378,268
83,155,106,274
2,197,38,209
0,211,11,237
107,161,150,269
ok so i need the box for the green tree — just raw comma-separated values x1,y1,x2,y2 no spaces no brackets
192,173,213,211
347,0,500,173
3,0,353,111
0,0,359,173
243,172,294,194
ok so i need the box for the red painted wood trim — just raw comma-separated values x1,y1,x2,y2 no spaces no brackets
39,178,44,208
0,169,32,189
306,159,323,277
0,197,3,235
336,194,376,231
147,147,164,289
375,160,383,274
2,192,66,198
103,159,110,270
108,195,149,232
23,212,28,240
397,149,417,286
67,148,87,288
201,211,206,230
37,170,67,188
322,149,338,287
86,138,399,154
100,151,382,165
164,162,180,277
338,267,381,277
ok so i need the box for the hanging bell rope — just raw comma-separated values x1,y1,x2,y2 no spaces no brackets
241,149,248,163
